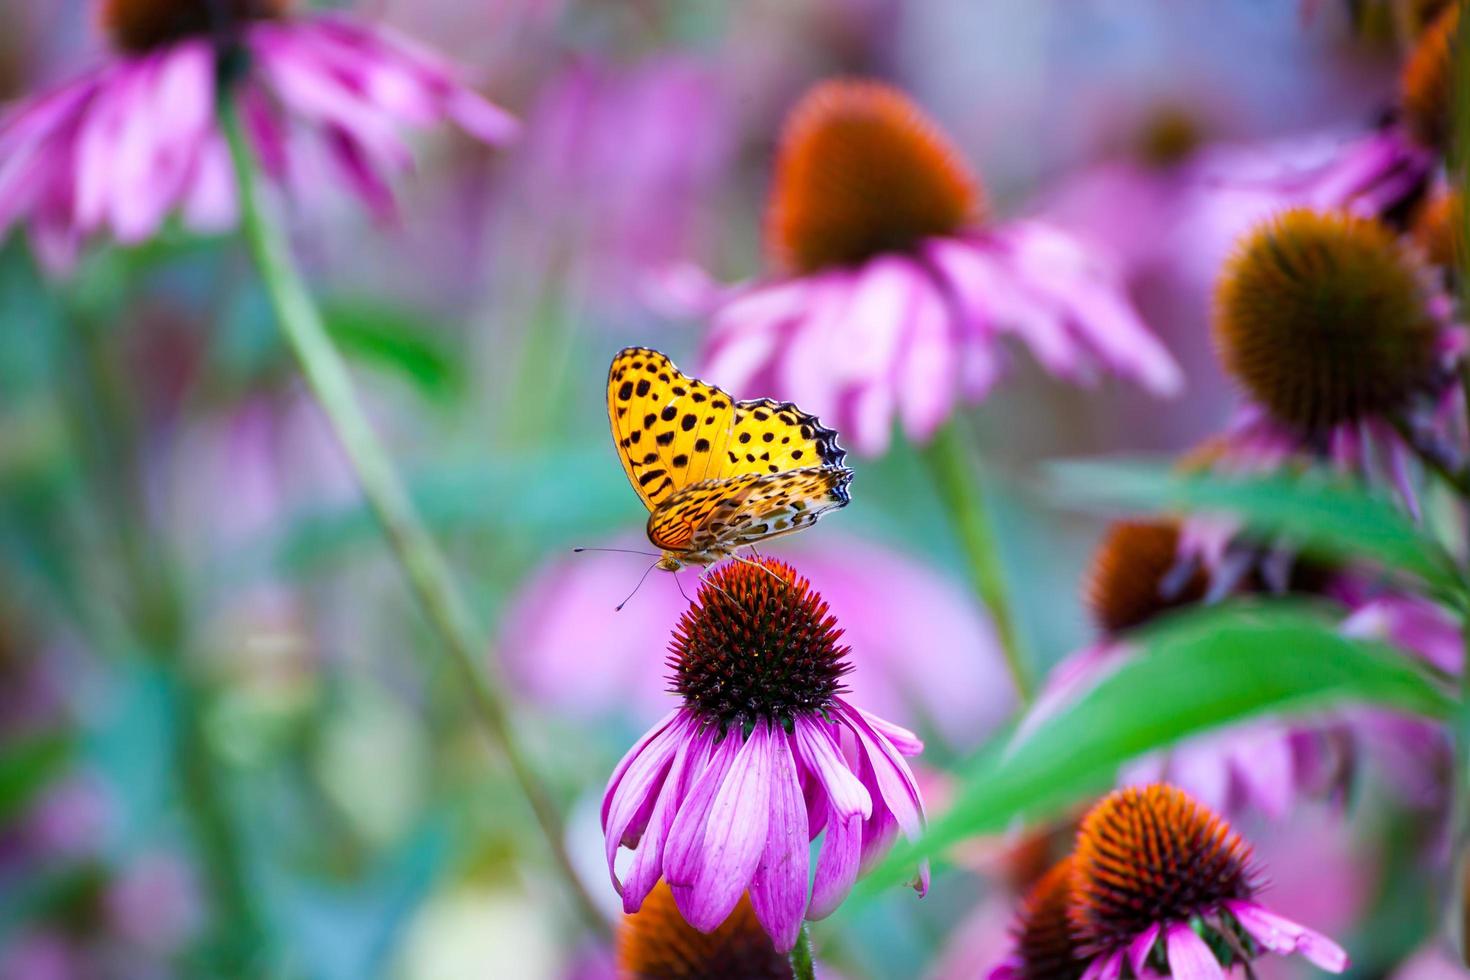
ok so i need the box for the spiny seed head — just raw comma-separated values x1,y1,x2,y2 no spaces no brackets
1009,857,1087,980
1414,188,1465,273
1214,208,1439,432
1085,521,1207,635
1070,784,1257,956
669,558,850,732
766,78,980,274
1401,2,1459,151
618,881,791,980
101,0,289,53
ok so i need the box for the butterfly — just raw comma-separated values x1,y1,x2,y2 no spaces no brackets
607,347,852,571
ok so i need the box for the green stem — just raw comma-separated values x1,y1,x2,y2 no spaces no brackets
789,923,817,980
220,99,608,938
922,421,1035,704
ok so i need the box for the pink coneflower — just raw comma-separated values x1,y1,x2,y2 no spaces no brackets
693,78,1180,456
1068,785,1348,979
601,557,927,951
0,0,516,273
1209,207,1464,509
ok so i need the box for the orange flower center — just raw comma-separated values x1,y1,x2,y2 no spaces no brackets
618,881,792,979
1414,188,1465,274
1214,208,1439,432
100,0,289,54
1070,785,1256,956
1084,520,1207,635
766,79,981,274
1401,2,1459,151
1009,857,1087,980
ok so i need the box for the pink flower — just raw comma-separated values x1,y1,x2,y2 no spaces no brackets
0,1,516,274
989,785,1349,979
682,78,1180,457
601,558,927,951
498,536,1011,749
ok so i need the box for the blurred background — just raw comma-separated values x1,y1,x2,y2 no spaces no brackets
0,2,1440,977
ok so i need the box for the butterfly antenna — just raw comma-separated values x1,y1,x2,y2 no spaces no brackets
574,546,662,558
616,560,661,612
673,570,692,604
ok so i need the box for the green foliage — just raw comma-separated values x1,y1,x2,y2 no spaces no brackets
857,603,1454,897
1047,458,1465,604
0,735,71,826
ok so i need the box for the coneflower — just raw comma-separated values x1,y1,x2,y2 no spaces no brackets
602,557,927,951
1208,207,1462,508
1401,2,1459,153
1068,785,1348,979
0,0,516,273
681,78,1179,457
618,881,792,980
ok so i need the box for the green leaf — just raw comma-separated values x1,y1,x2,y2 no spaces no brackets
1046,458,1464,602
0,734,71,825
855,603,1453,899
321,300,463,399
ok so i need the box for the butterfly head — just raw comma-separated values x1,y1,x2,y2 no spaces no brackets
657,553,685,572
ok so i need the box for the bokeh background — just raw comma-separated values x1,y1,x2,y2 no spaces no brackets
0,2,1444,978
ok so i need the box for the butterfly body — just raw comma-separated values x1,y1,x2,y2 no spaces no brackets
607,347,852,568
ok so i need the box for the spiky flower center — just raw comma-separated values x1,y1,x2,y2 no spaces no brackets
101,0,289,53
1010,857,1086,980
766,79,980,274
1070,785,1256,955
1401,3,1459,151
1085,521,1206,635
669,558,850,733
618,881,792,980
1213,208,1439,432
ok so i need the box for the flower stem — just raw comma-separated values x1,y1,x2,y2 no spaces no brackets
790,924,817,980
922,420,1035,704
219,98,608,938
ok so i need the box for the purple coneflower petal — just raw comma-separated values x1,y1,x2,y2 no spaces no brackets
809,806,862,920
896,278,958,444
1164,923,1224,980
1081,948,1124,980
662,726,741,887
792,718,871,820
749,728,809,951
620,727,701,913
836,700,924,841
602,709,680,828
669,723,774,932
1128,922,1162,976
852,706,923,758
1225,900,1350,973
603,719,687,893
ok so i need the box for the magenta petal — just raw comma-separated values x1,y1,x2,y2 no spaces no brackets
748,729,809,951
808,808,861,920
602,714,687,891
837,700,924,840
1128,922,1162,976
620,728,700,913
1081,949,1124,980
1226,900,1349,973
1164,923,1224,980
792,717,870,820
896,276,959,444
662,729,742,886
603,709,680,827
670,724,774,932
851,707,923,759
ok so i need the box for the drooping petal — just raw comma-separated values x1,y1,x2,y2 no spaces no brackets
670,723,774,932
792,717,871,820
663,730,742,887
602,714,689,891
619,725,702,913
602,709,681,827
895,274,959,444
808,806,862,920
1226,900,1350,973
1128,922,1162,977
749,728,809,951
1164,923,1225,980
836,700,924,841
